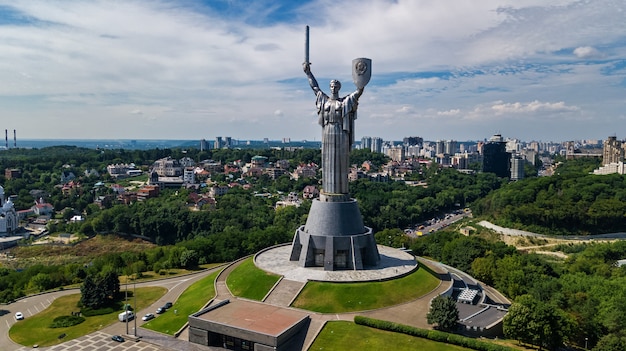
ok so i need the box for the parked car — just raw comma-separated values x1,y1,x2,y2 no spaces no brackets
156,307,166,314
118,311,134,322
15,312,24,320
111,335,125,343
142,313,155,321
163,302,173,309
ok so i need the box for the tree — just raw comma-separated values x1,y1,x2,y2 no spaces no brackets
594,334,626,351
80,268,120,309
179,249,199,269
426,295,458,330
504,294,573,350
28,273,53,292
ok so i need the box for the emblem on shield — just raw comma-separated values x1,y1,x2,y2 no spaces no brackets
352,57,372,89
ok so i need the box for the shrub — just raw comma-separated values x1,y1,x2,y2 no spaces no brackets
81,306,116,316
50,315,85,328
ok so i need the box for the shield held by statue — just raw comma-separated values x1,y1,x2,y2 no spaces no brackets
352,58,372,89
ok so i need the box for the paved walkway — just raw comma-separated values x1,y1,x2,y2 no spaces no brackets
255,245,417,282
263,279,305,307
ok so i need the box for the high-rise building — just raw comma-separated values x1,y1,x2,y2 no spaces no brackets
361,136,372,150
386,146,405,162
200,139,209,151
406,145,421,158
403,136,423,146
371,137,383,153
482,134,510,178
444,140,457,155
215,136,223,149
225,137,232,148
511,155,525,181
602,136,625,165
436,140,445,155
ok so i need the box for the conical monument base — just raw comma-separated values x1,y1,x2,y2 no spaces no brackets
289,196,380,271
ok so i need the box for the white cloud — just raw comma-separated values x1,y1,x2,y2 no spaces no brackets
491,100,579,114
437,109,461,116
0,0,624,141
573,46,601,59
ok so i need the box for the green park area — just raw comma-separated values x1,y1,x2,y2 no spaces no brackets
9,287,165,347
292,262,440,313
142,270,220,335
309,321,472,351
226,257,281,300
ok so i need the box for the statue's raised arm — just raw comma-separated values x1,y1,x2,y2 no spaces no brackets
303,62,320,95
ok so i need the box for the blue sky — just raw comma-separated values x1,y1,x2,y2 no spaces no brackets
0,0,625,142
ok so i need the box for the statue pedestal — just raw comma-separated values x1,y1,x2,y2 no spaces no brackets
289,198,380,271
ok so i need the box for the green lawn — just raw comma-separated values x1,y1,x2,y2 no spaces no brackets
226,257,281,300
10,287,166,347
309,321,472,351
292,262,440,313
142,270,220,335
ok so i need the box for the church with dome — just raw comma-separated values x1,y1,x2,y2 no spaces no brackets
0,185,19,235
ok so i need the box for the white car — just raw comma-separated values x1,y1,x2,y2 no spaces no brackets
142,313,155,321
15,312,24,320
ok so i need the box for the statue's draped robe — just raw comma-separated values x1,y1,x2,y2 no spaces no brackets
315,90,359,195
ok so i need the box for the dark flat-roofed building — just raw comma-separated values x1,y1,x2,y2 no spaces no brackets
189,300,310,351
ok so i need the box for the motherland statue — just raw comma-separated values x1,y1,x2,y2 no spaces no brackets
289,26,380,271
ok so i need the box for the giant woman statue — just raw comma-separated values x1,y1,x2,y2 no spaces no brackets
303,62,364,196
289,26,378,271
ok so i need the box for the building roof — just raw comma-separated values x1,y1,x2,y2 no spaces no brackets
196,299,309,336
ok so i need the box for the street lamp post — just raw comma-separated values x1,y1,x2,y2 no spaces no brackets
585,337,588,350
125,275,129,335
134,272,137,337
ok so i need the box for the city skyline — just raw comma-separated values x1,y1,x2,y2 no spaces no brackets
1,0,625,142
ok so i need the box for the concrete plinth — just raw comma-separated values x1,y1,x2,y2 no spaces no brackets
289,198,379,271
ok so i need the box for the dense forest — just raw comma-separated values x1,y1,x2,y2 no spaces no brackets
411,228,626,350
473,158,626,235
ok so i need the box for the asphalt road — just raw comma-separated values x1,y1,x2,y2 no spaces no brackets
405,211,471,238
0,268,218,351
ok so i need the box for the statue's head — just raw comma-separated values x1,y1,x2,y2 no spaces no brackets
330,80,341,94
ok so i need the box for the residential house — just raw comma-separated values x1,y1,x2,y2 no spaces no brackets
302,185,319,199
32,198,54,216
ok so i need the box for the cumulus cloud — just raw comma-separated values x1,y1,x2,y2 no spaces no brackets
396,106,413,113
437,109,461,116
573,46,601,59
491,100,579,114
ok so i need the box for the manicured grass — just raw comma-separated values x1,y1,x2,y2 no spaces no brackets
292,262,440,313
309,321,472,351
10,287,166,347
226,257,281,301
143,270,220,335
